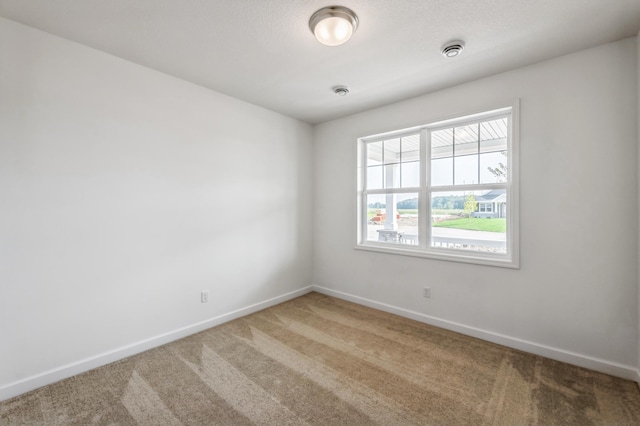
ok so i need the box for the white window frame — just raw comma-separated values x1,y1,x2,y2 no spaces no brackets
478,202,493,213
356,103,519,269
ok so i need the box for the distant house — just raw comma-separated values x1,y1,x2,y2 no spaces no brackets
474,189,506,218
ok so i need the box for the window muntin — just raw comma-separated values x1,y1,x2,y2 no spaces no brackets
358,107,518,268
366,134,420,190
431,117,508,187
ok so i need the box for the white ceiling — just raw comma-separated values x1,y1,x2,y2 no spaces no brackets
1,0,639,124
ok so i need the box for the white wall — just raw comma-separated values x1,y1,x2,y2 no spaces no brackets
313,38,639,379
0,17,313,398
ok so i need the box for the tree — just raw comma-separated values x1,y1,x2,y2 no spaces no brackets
463,194,477,218
431,195,465,211
397,198,418,209
486,151,507,182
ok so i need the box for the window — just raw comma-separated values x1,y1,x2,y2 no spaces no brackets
478,203,493,213
356,105,519,268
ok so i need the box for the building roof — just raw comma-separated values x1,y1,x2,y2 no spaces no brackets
476,189,506,202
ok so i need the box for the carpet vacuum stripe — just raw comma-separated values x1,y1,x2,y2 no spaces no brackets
1,292,639,425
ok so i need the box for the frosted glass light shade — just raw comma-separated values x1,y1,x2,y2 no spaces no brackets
309,6,358,47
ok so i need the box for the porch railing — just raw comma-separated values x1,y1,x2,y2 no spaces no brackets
380,232,506,253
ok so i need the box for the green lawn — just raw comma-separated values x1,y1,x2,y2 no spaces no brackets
433,209,464,215
433,218,506,232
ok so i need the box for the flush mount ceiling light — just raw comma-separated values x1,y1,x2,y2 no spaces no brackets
309,6,359,46
333,86,350,96
441,40,465,58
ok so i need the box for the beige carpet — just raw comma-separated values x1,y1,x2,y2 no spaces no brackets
2,292,639,425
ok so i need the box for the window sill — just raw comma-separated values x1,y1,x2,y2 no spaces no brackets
354,242,519,269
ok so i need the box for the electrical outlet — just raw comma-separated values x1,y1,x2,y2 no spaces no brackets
423,287,431,298
201,290,209,303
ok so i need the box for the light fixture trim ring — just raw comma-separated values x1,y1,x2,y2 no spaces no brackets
309,5,359,46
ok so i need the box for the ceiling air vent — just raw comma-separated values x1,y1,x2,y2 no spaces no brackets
333,86,350,96
441,41,465,58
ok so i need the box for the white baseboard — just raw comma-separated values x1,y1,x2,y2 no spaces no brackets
0,286,313,402
312,285,639,382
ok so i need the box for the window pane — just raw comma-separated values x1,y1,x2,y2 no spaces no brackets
366,193,419,246
454,124,478,146
454,154,479,185
431,190,507,254
454,124,478,161
431,157,453,186
401,134,420,162
367,165,383,189
383,163,400,189
479,117,508,184
431,128,453,186
454,123,478,185
480,118,508,153
478,202,494,213
383,138,401,165
432,128,453,158
367,141,383,166
401,134,420,188
401,161,420,188
480,151,508,183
